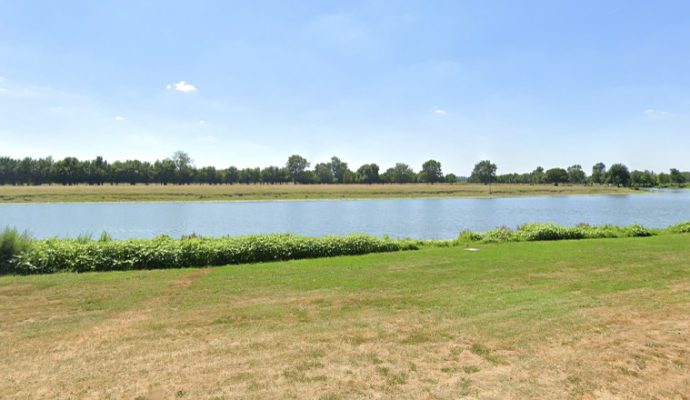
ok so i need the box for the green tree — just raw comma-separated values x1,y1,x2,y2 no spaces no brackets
606,163,631,187
381,163,416,183
286,155,310,184
419,160,443,184
314,162,334,183
530,166,545,184
544,168,569,185
669,168,686,185
356,163,380,184
591,162,606,184
567,164,586,184
445,173,457,183
470,160,497,185
330,157,350,184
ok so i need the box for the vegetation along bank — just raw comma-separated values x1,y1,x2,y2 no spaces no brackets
2,222,689,275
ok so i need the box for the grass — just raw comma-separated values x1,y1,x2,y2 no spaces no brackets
0,183,637,203
1,235,689,398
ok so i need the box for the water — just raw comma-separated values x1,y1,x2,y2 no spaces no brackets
1,190,689,239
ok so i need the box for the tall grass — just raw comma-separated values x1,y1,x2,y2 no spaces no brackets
0,228,33,274
2,221,690,275
6,233,418,275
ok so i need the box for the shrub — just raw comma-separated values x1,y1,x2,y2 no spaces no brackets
668,222,690,234
7,233,415,275
516,223,585,241
482,227,516,243
0,228,33,274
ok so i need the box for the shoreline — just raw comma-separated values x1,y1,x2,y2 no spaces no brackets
0,183,646,204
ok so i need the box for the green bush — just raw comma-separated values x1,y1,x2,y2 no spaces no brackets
7,233,417,275
516,223,585,241
668,222,690,234
0,228,33,274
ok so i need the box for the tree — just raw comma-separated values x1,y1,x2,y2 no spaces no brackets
260,166,285,184
222,167,240,184
171,151,193,184
669,168,686,185
314,162,334,184
356,163,380,184
286,155,310,184
470,160,497,185
591,162,606,184
544,168,569,185
445,173,457,183
330,157,350,184
607,163,630,187
419,160,443,184
567,164,586,184
530,166,545,184
381,163,416,183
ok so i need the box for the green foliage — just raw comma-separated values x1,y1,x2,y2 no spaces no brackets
0,228,33,274
6,234,416,275
668,222,690,233
458,222,663,244
469,160,497,185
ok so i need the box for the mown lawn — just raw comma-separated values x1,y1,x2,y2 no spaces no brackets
0,182,635,203
1,235,688,399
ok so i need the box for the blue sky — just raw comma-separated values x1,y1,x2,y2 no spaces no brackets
1,0,689,175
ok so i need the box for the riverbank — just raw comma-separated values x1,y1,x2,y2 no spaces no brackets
0,183,637,203
3,222,688,275
1,235,688,398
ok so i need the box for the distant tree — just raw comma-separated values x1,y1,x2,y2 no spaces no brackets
222,167,240,184
314,162,334,184
419,160,443,184
286,155,310,184
171,151,193,184
657,172,670,186
470,160,497,185
567,164,586,184
669,168,686,185
445,173,457,183
260,166,284,184
531,166,545,184
198,166,221,184
591,162,606,184
544,168,569,185
330,157,350,184
382,163,416,184
607,163,631,187
356,163,380,184
152,159,176,185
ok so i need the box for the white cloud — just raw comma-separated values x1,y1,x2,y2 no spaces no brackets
199,120,206,125
644,109,671,119
434,108,447,115
166,80,197,93
114,116,126,121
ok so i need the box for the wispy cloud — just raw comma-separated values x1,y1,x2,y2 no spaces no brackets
644,109,671,119
114,116,126,121
199,120,206,125
166,81,197,93
434,107,447,115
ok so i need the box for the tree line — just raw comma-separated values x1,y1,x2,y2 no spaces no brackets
0,152,687,187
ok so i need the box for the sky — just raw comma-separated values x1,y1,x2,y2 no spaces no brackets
1,0,689,175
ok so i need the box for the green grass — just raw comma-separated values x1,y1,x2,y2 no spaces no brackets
1,235,688,398
0,182,637,203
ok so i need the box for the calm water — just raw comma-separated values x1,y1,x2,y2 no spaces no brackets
1,190,689,239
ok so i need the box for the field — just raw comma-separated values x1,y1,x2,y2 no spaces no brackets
1,235,688,399
0,183,637,203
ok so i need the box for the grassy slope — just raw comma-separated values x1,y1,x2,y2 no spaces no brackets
1,236,688,399
0,183,636,203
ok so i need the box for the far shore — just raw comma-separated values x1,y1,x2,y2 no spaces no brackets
0,183,641,204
